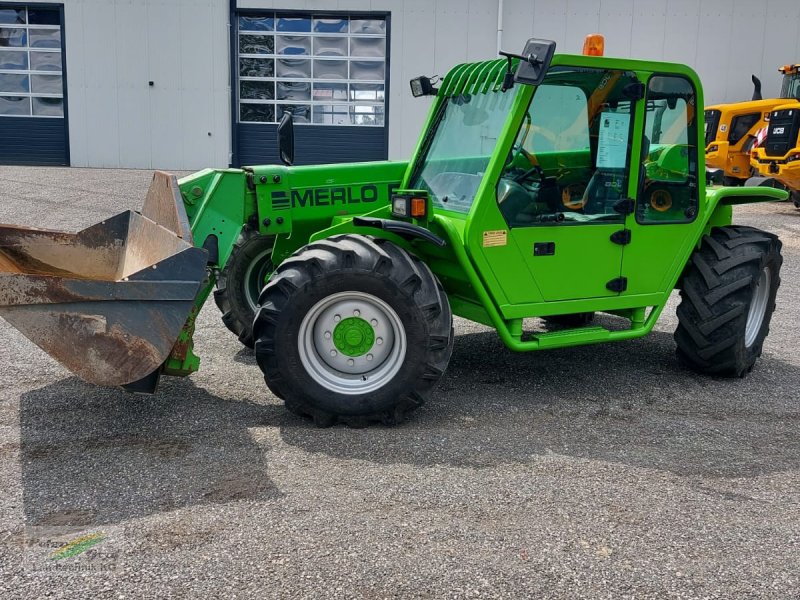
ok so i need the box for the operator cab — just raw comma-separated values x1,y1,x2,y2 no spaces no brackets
779,64,800,101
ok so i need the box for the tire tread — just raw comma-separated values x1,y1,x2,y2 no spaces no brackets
675,226,782,377
254,234,453,427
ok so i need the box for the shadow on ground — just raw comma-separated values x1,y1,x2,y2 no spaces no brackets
16,326,800,529
17,377,285,527
275,327,800,478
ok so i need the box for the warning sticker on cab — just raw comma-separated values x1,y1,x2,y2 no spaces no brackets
482,230,508,247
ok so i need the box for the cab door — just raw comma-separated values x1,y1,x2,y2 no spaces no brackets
622,74,702,296
486,68,640,304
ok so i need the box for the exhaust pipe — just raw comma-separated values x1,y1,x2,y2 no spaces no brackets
751,74,762,101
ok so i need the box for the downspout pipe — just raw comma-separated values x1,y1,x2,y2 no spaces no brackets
496,0,503,54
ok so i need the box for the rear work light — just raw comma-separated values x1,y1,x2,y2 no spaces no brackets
392,193,428,219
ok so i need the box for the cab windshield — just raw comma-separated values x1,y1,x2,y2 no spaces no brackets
781,72,800,100
409,86,521,213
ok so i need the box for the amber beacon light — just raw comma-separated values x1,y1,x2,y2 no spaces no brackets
582,34,605,56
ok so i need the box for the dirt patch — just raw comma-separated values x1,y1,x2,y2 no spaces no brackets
34,508,96,527
201,469,273,503
80,435,193,459
141,521,224,551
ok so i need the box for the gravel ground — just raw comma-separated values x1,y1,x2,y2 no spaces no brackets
0,166,798,599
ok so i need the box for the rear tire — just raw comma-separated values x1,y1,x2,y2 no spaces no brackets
791,190,800,209
675,226,782,377
213,227,275,348
253,234,454,427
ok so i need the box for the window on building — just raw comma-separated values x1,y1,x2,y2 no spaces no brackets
0,6,63,117
237,13,386,126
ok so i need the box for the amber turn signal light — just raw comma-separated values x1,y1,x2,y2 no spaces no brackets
410,197,427,218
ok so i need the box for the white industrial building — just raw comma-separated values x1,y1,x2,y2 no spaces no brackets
1,0,799,170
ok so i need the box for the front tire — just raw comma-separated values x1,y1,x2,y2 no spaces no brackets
213,227,275,348
675,226,782,377
253,234,454,426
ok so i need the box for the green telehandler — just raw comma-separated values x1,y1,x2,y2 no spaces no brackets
0,38,787,426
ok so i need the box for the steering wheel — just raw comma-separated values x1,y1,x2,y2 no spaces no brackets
510,144,544,183
514,164,545,184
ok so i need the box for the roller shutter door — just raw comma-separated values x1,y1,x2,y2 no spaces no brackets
0,4,68,166
233,11,388,166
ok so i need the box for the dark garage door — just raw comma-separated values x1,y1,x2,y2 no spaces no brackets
0,4,68,166
233,10,388,167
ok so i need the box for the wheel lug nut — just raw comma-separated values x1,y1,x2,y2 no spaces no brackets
347,359,354,366
330,349,337,356
333,314,341,323
376,337,383,345
324,331,331,339
370,319,378,326
366,354,373,361
353,309,360,316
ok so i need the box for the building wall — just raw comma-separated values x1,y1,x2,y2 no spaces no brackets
19,0,800,169
60,0,230,169
500,0,800,108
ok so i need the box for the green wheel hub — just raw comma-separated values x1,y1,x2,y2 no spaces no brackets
298,291,406,395
333,317,375,357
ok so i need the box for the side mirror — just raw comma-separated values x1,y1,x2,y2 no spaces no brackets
277,111,294,166
498,38,556,90
514,39,556,86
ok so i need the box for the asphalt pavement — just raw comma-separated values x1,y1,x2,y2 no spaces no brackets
0,166,798,599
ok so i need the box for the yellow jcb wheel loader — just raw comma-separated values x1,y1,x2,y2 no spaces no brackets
749,100,800,207
705,64,800,186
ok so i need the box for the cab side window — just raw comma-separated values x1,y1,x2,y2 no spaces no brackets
637,76,699,223
497,68,637,227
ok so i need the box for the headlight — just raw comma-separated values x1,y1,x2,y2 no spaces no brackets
392,196,408,217
391,194,428,219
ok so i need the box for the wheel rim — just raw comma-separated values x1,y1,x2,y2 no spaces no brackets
298,291,407,395
243,249,273,312
745,266,771,348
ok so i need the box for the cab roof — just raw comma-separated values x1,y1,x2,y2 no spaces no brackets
439,53,701,99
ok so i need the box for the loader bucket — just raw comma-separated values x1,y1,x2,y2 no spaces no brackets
0,172,207,386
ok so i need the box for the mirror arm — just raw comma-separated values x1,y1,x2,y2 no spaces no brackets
499,50,543,67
